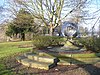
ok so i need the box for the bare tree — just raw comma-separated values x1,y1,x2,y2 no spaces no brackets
7,0,88,36
99,22,100,37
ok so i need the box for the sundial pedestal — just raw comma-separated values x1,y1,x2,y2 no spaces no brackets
61,40,79,50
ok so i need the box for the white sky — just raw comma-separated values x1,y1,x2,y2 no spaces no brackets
0,0,100,31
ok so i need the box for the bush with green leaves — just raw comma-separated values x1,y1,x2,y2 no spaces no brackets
93,38,100,52
32,36,64,49
78,37,100,52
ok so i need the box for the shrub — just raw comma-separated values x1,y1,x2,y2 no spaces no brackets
94,38,100,52
32,35,64,49
78,37,100,52
51,36,64,45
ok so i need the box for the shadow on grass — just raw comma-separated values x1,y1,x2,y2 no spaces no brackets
38,49,100,75
0,63,21,75
61,57,100,75
0,55,28,75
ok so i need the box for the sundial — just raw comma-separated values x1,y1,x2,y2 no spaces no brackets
61,21,78,39
60,21,80,50
49,21,85,51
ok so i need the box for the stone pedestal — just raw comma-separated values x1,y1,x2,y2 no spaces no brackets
61,41,79,50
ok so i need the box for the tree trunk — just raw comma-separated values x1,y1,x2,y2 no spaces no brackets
21,33,25,41
50,27,53,36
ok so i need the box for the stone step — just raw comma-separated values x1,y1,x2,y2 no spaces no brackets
58,58,100,65
24,52,59,63
24,52,36,57
16,56,57,70
34,56,59,63
38,51,53,57
16,56,27,63
57,61,70,65
24,53,37,60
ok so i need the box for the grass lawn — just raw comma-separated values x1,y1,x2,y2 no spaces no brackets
0,41,32,59
0,41,33,75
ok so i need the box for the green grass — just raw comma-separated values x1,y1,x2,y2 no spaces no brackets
59,53,100,58
46,52,100,58
0,41,32,59
0,41,33,75
72,53,100,58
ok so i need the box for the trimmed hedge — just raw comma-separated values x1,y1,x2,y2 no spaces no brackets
32,36,64,49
